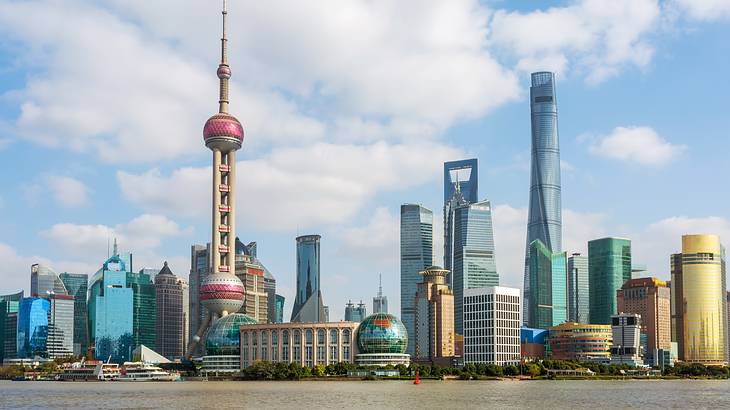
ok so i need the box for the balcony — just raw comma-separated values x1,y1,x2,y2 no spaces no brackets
219,184,230,193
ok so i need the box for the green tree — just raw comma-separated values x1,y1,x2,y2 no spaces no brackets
312,364,326,377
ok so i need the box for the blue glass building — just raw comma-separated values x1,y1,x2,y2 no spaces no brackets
443,159,478,281
59,273,89,356
452,200,499,335
400,204,433,356
88,252,135,363
528,240,567,329
291,235,326,323
524,72,563,325
16,297,51,358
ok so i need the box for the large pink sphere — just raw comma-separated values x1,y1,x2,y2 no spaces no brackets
203,113,244,152
200,273,245,315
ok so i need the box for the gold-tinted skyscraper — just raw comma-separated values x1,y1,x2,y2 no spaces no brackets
671,234,728,365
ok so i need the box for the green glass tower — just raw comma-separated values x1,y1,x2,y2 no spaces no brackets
127,271,156,350
527,240,567,329
0,291,24,363
588,237,632,325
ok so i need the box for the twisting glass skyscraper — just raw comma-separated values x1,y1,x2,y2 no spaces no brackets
400,204,433,356
523,72,562,324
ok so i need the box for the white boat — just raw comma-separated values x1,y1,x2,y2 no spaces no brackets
118,362,180,382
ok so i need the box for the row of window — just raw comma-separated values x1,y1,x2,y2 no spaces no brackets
241,328,352,347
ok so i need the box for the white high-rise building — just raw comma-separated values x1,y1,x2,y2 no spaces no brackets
610,312,643,366
463,287,521,365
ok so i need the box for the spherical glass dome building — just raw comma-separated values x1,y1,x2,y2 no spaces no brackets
355,313,410,366
202,313,257,375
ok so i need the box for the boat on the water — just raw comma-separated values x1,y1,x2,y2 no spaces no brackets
57,360,121,381
118,362,179,382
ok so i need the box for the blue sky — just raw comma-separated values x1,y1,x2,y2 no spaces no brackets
1,0,729,321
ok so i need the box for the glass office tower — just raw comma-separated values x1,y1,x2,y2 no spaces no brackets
59,273,89,356
523,72,562,325
0,291,24,362
527,240,567,329
400,204,433,356
291,235,327,323
127,271,156,350
567,253,589,323
452,200,499,335
444,159,478,280
16,297,51,358
275,294,285,323
30,264,68,297
588,237,632,325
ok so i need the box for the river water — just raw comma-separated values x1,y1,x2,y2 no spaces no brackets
1,380,728,409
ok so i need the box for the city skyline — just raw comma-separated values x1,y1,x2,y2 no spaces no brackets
2,1,730,321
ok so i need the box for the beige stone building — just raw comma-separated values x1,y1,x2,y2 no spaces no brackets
235,251,268,323
240,322,359,368
617,277,671,365
413,266,455,365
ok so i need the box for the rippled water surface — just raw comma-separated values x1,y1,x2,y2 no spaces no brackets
1,379,729,409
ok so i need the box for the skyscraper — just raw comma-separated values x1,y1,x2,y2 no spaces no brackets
527,240,567,329
0,291,23,363
235,238,268,323
291,235,327,323
444,159,478,277
46,293,75,359
671,234,727,365
617,277,671,365
187,244,209,356
59,273,89,356
588,237,632,325
275,295,285,323
344,301,367,322
452,199,498,335
155,262,186,359
400,204,433,356
523,72,562,325
31,264,68,297
567,253,589,324
187,1,247,357
413,266,454,365
373,274,388,314
16,297,50,359
128,270,156,350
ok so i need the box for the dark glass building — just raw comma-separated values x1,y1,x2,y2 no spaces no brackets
128,270,156,351
0,291,23,362
400,204,433,356
291,235,326,323
567,253,589,324
523,72,563,325
588,237,632,325
59,273,89,356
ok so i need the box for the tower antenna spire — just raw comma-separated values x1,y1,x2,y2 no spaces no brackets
378,273,383,297
217,0,231,113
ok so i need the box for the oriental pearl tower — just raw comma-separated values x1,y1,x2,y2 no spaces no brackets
187,0,246,356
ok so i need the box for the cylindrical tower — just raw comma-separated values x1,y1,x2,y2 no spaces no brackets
199,0,245,319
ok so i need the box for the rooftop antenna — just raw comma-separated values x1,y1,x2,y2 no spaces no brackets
112,238,118,257
378,273,383,297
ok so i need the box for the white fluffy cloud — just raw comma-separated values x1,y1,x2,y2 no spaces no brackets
338,207,399,266
0,0,520,163
118,142,463,230
588,126,685,166
489,0,660,83
39,214,191,275
672,0,730,21
46,176,90,208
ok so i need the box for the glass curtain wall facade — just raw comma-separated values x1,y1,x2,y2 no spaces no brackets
128,271,156,350
275,295,285,323
291,235,324,322
523,71,562,325
47,295,75,359
400,204,433,356
588,237,632,325
188,244,209,356
59,273,89,356
671,235,727,365
31,264,68,297
444,159,478,281
567,254,589,323
528,240,567,329
452,200,498,335
0,291,23,362
16,297,50,358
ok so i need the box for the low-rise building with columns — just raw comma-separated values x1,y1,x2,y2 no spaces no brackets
240,321,359,368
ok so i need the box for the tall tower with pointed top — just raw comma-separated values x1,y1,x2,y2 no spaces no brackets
187,1,246,356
